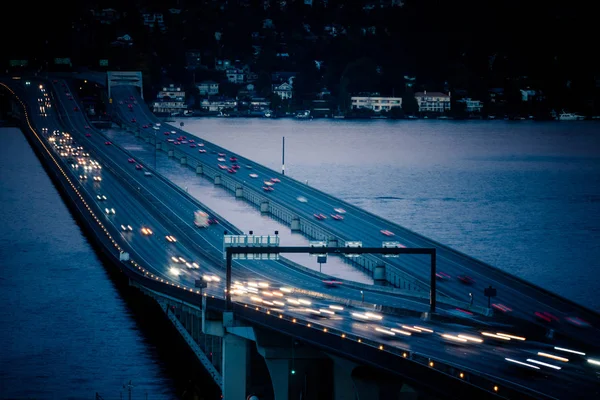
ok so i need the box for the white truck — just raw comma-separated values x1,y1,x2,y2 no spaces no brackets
194,210,210,228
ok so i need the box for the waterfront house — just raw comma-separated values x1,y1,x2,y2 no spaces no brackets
272,82,293,100
152,84,187,116
351,96,403,112
200,97,238,112
414,91,451,112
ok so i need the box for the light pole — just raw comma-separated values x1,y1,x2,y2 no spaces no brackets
281,136,285,175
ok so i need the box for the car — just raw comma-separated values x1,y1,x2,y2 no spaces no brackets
130,118,136,123
84,125,90,129
217,157,226,162
96,194,107,201
128,158,135,163
135,164,143,170
323,278,343,287
198,143,204,147
436,272,451,280
565,316,590,328
249,173,259,178
380,230,394,236
189,139,194,143
120,224,133,231
171,131,177,135
85,133,91,137
271,178,281,183
165,235,177,243
141,227,153,236
144,171,152,177
331,214,344,220
245,164,253,169
208,217,219,225
534,311,559,323
218,164,228,170
190,144,196,148
218,153,226,157
198,149,206,153
314,213,327,220
174,142,180,145
93,176,102,182
457,275,475,285
104,141,112,145
230,156,238,162
227,168,236,174
263,186,274,192
264,181,274,186
164,131,170,135
334,208,346,214
297,196,308,203
491,303,513,313
104,208,116,215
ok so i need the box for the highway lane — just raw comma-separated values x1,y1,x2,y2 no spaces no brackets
14,79,600,399
51,80,441,313
111,85,600,338
22,82,246,296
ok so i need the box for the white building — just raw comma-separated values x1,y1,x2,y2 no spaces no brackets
152,84,187,115
200,98,237,112
272,82,293,100
197,81,219,96
415,91,451,112
351,96,402,112
457,98,483,113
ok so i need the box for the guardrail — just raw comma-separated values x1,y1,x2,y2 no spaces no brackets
4,81,554,400
110,88,600,324
128,123,434,294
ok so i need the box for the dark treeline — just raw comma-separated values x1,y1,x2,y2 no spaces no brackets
4,0,599,115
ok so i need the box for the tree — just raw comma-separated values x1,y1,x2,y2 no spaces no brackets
402,89,419,114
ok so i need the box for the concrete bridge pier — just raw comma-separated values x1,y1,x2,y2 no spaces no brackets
374,263,387,286
134,130,141,138
214,175,222,185
255,331,328,400
196,165,203,175
156,142,161,151
328,238,339,247
328,354,418,400
180,156,187,165
260,201,269,214
223,333,249,400
168,149,174,157
290,217,301,232
235,186,244,198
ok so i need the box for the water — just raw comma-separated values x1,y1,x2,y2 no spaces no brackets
167,118,600,311
0,128,183,399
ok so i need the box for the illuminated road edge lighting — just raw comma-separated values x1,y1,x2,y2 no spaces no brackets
554,346,586,356
537,352,569,362
526,359,561,370
588,359,600,366
505,358,540,370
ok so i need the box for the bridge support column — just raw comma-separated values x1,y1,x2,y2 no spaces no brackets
214,175,222,185
327,238,338,247
290,217,301,232
260,201,269,214
134,130,141,138
196,165,203,175
180,156,187,165
222,333,248,400
168,150,174,157
156,142,161,151
327,354,359,400
373,263,386,285
235,186,244,198
256,330,328,400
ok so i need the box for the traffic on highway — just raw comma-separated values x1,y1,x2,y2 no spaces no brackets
7,78,600,399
